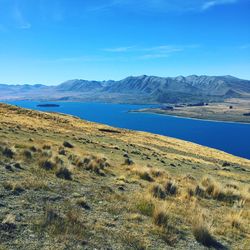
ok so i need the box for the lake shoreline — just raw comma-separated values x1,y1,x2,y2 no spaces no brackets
4,100,250,159
131,109,250,125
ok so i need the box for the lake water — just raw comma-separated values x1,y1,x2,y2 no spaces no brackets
5,101,250,160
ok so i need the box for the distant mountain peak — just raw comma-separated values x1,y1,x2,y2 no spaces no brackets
1,74,249,104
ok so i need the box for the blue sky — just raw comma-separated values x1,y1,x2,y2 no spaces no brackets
0,0,249,85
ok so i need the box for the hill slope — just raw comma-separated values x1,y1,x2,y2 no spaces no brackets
0,103,249,249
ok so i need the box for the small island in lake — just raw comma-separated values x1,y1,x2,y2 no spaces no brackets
37,104,60,107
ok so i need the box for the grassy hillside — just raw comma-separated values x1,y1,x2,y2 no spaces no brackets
0,103,249,249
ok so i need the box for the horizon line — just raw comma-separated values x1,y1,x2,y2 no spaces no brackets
0,74,249,86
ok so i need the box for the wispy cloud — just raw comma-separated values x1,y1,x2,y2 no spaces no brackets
138,53,171,59
201,0,237,10
102,46,135,52
142,45,183,53
88,0,240,13
103,44,199,59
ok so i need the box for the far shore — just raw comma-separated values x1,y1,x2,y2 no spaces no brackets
131,99,250,124
131,109,250,125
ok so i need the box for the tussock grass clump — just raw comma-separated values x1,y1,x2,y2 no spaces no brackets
154,226,178,246
127,213,143,222
195,185,206,198
42,144,51,150
29,146,37,152
37,204,89,241
3,181,15,191
132,166,154,182
53,156,64,166
165,181,178,196
3,181,25,194
78,155,109,176
150,169,164,178
41,150,52,158
151,203,178,246
192,214,215,247
227,211,243,229
39,159,55,170
68,154,80,165
184,186,195,199
3,177,48,192
151,184,166,199
198,176,241,202
153,206,169,227
139,171,154,182
119,232,147,250
225,183,239,190
136,196,155,216
23,149,33,159
56,167,72,180
2,147,15,158
39,206,87,240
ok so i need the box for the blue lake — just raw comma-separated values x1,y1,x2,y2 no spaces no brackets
5,101,250,160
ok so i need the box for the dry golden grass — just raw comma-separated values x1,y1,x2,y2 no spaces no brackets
226,211,243,229
191,213,217,247
0,103,250,249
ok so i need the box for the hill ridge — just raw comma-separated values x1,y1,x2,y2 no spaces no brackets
1,75,250,104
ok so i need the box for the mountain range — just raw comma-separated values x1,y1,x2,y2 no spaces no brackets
1,75,250,104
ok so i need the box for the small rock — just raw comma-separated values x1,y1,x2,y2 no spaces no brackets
5,165,14,171
118,186,125,191
13,162,23,169
124,158,134,165
59,149,66,155
222,162,231,167
63,141,74,148
123,153,129,158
